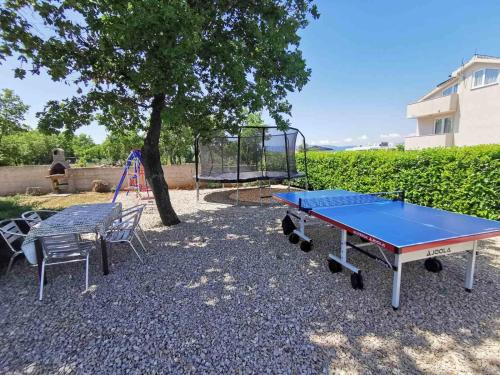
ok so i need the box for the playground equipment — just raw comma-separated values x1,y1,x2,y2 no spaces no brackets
195,126,308,203
112,150,153,203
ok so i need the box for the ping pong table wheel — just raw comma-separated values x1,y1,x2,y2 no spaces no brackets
300,241,312,252
282,215,296,235
288,233,300,244
328,259,342,273
424,258,443,273
350,272,364,290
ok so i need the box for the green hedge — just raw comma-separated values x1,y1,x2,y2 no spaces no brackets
296,145,500,220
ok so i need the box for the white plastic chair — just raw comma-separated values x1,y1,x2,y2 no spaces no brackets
38,232,94,300
21,210,58,228
105,207,146,263
0,219,27,273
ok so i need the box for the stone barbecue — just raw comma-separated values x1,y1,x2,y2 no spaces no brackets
46,148,71,193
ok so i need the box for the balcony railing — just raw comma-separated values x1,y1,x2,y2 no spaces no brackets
404,133,454,150
407,93,458,118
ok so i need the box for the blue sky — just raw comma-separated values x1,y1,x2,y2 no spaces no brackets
2,0,500,145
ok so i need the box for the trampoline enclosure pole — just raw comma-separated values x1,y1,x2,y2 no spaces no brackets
302,133,309,190
259,179,262,206
283,130,291,191
236,128,241,205
221,137,225,188
194,136,200,201
260,127,265,202
261,127,266,183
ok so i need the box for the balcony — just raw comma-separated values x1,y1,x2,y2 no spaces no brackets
405,133,454,150
407,93,458,118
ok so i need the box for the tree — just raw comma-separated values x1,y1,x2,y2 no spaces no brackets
244,112,266,128
101,130,144,164
70,134,101,165
1,1,319,225
71,134,95,155
0,88,30,147
159,125,194,165
0,130,60,166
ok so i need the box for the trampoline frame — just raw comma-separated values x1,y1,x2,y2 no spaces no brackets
194,126,309,203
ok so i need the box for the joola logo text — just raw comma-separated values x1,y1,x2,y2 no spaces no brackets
426,248,451,257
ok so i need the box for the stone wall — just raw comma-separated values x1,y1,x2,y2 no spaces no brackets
0,164,195,196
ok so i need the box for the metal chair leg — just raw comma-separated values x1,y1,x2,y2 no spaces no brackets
85,254,90,291
135,232,147,252
139,225,150,243
6,253,17,274
129,242,144,263
39,260,46,301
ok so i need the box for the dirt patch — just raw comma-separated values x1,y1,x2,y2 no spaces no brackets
203,186,300,206
19,192,114,210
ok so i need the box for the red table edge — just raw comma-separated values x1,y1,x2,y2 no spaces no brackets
274,195,500,254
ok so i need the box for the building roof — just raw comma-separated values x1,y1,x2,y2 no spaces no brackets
418,55,500,102
449,54,500,78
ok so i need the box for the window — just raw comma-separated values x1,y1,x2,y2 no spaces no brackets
434,117,453,134
473,70,483,87
434,119,443,134
472,68,499,88
442,83,458,96
485,68,499,85
443,118,452,133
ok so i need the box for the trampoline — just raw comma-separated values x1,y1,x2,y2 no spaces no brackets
194,126,308,203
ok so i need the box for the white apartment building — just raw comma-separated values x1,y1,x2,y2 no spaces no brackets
405,55,500,150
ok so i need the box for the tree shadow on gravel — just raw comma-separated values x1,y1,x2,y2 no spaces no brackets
143,203,500,374
0,200,499,374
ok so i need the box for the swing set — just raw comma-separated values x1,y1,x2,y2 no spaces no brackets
112,150,153,203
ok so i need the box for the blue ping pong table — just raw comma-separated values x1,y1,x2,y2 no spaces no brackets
273,189,500,309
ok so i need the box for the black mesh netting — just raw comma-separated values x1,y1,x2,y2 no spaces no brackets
196,127,307,183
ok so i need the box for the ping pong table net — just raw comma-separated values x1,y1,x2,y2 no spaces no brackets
298,191,404,212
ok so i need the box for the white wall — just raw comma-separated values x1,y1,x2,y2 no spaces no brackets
411,61,500,147
416,117,435,136
453,63,500,146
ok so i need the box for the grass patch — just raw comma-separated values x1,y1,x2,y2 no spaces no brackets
0,192,114,221
0,196,37,221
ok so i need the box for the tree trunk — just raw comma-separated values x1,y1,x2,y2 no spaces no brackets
142,94,180,226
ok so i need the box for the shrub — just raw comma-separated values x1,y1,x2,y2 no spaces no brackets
296,145,500,220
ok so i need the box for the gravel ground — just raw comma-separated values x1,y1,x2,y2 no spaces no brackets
0,188,499,374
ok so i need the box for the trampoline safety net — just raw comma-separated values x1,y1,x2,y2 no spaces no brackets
195,126,308,184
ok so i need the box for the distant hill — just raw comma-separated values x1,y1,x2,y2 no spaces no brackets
307,145,355,152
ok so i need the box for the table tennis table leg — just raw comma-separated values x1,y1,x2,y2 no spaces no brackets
391,254,403,310
100,234,109,275
328,229,360,274
340,229,347,262
299,213,305,235
465,241,477,292
289,210,311,243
